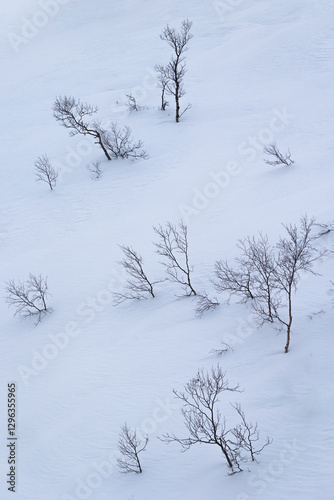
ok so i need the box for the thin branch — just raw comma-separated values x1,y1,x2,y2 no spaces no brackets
195,291,219,317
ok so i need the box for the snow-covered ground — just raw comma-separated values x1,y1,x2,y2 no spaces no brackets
1,1,334,499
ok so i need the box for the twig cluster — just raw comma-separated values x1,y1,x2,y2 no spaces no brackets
263,142,294,166
314,221,334,240
126,94,145,112
53,96,147,161
153,221,196,296
86,160,102,180
5,274,52,325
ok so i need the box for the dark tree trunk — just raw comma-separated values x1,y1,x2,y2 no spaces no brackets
285,286,293,353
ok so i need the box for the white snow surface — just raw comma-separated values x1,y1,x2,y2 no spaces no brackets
1,1,334,499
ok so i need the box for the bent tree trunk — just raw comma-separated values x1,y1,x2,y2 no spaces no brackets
94,131,111,160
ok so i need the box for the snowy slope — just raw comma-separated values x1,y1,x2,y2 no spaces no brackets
1,1,334,499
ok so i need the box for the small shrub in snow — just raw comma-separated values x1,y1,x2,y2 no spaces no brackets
263,142,294,166
153,221,197,296
99,122,148,160
53,96,148,161
160,365,271,474
86,160,102,180
113,245,158,304
117,423,148,474
35,155,58,190
194,291,219,317
5,274,52,325
330,281,334,306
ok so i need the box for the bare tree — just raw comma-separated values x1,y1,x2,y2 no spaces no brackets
153,221,196,296
158,19,193,122
160,366,270,474
272,215,326,352
126,94,144,112
99,123,148,160
213,216,326,352
5,274,52,325
86,160,102,180
35,155,58,190
53,97,148,162
263,142,294,166
237,235,279,324
213,260,255,304
117,423,148,474
53,96,112,160
113,245,158,305
155,64,170,110
194,291,219,317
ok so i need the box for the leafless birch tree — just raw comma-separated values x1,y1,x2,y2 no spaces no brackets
113,245,158,304
157,19,193,122
213,216,326,352
117,423,148,474
153,221,196,296
35,155,58,190
160,366,270,473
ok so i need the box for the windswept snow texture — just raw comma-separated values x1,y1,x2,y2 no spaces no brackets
1,1,334,499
